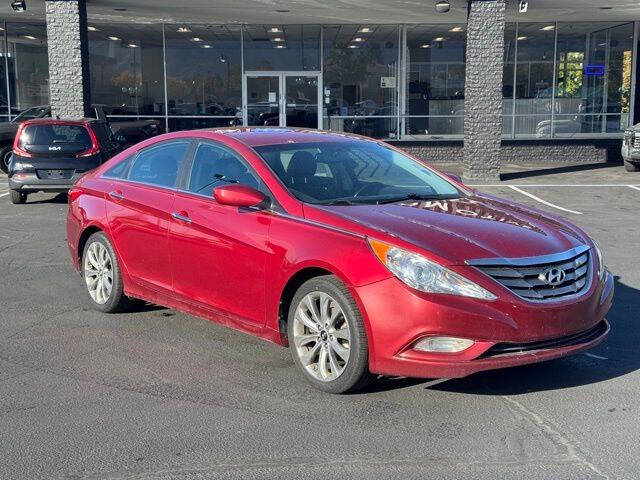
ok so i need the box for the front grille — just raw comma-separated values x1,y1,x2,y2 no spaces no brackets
468,245,592,302
480,320,608,358
634,134,640,148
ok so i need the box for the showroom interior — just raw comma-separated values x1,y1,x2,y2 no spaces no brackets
0,0,639,179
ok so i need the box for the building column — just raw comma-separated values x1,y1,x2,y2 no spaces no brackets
45,0,91,118
463,0,506,182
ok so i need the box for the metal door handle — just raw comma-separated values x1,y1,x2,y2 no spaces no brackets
171,211,191,223
108,191,124,200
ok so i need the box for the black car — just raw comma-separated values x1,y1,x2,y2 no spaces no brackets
7,118,124,204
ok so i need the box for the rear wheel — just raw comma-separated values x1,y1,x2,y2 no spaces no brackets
82,232,129,313
287,275,375,394
9,190,27,204
0,145,11,174
624,159,640,172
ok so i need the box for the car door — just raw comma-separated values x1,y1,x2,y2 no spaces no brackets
169,140,272,328
105,139,193,296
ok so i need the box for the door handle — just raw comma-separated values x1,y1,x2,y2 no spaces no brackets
108,190,124,200
171,211,191,223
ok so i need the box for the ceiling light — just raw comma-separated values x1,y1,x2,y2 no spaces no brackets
191,37,202,42
88,26,99,32
449,26,463,32
108,36,120,41
348,45,359,49
23,35,37,40
177,25,192,33
272,37,284,42
203,44,212,48
359,27,372,33
435,1,450,13
268,27,282,33
420,44,431,48
274,45,286,49
434,37,445,42
517,36,527,40
353,37,365,42
127,43,138,48
11,1,26,12
541,25,555,31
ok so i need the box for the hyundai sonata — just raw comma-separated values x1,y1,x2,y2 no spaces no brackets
67,128,613,393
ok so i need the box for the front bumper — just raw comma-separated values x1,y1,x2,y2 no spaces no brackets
356,270,614,379
622,144,640,162
9,172,84,193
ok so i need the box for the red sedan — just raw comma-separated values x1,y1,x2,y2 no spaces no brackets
66,128,613,393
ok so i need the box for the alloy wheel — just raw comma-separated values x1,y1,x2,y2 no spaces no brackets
84,241,113,305
292,291,351,382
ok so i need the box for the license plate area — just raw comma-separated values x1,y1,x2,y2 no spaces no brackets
37,169,73,180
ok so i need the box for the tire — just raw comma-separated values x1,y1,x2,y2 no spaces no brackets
9,190,27,204
287,275,375,394
624,159,640,172
0,145,11,174
81,231,130,313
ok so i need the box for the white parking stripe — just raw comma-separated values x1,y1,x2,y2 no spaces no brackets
0,192,9,197
508,185,583,215
470,184,640,187
628,185,640,192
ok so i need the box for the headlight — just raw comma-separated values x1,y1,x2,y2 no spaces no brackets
368,239,497,300
593,240,605,280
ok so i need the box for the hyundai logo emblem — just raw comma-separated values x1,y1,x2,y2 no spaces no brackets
540,267,566,286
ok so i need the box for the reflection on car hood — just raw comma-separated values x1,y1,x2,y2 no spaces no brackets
308,195,588,265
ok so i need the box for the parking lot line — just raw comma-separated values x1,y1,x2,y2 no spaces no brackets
470,184,640,187
507,185,583,215
628,185,640,192
0,192,9,198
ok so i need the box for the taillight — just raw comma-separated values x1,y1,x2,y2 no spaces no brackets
68,187,82,204
13,123,33,158
77,126,100,158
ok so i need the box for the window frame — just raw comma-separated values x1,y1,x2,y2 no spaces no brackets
177,139,281,211
104,139,195,190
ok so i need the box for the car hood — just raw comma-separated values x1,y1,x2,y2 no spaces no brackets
306,194,589,265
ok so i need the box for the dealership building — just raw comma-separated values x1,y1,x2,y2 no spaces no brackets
0,0,639,179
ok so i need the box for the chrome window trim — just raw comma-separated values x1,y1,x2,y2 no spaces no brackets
465,245,591,267
271,211,365,240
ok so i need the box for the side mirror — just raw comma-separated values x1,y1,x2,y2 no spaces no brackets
213,184,267,208
445,172,463,184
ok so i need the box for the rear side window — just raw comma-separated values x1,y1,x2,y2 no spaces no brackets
127,141,190,188
20,124,92,149
103,156,132,179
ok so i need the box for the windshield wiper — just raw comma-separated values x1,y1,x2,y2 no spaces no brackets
376,193,459,205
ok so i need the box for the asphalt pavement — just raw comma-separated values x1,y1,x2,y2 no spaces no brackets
0,163,639,479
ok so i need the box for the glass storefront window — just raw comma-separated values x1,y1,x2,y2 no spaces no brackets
553,22,633,136
503,23,517,137
405,24,466,138
164,24,242,131
88,24,165,120
323,25,399,139
5,22,49,115
243,25,320,71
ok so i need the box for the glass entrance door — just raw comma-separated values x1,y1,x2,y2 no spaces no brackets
243,72,320,129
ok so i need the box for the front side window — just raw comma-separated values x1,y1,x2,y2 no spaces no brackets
128,141,190,188
187,142,263,195
255,140,460,204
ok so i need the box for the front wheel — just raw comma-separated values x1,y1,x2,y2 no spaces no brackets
0,145,11,174
624,159,640,172
287,275,375,394
9,190,27,204
82,232,129,313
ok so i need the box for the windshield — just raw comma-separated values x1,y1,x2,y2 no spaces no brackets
254,140,462,205
12,106,50,123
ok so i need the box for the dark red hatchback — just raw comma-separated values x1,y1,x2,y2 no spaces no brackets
66,128,613,393
8,118,123,204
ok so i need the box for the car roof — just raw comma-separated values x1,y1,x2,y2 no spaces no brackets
205,127,378,147
22,118,99,126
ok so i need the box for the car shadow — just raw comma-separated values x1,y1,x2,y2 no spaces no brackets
361,276,639,395
501,161,620,181
26,193,68,204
